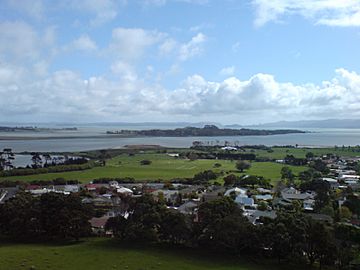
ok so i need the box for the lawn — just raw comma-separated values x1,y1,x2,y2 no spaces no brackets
245,147,360,159
0,238,306,270
0,153,307,184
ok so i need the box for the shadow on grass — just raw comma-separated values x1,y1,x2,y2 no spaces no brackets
87,237,314,270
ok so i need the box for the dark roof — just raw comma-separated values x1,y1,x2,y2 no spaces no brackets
305,213,333,223
90,217,109,228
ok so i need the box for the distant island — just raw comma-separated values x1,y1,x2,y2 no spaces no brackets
0,126,77,132
106,125,305,137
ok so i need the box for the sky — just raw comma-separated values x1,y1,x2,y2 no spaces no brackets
0,0,359,125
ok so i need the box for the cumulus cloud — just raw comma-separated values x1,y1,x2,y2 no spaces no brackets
142,0,208,6
0,21,56,78
5,0,45,20
253,0,360,27
68,34,98,52
178,32,206,61
109,27,165,60
219,66,235,77
0,64,360,123
68,0,126,26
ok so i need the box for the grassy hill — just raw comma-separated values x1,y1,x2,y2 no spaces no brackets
0,238,307,270
0,153,307,184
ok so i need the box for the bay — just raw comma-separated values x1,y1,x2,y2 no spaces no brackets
1,127,360,152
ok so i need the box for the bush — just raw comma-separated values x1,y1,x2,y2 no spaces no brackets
140,160,152,165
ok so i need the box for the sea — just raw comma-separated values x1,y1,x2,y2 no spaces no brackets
1,124,360,153
1,124,360,168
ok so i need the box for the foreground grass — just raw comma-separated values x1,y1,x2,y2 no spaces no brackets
0,238,308,270
1,153,307,184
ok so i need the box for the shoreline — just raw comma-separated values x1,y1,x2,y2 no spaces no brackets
0,132,307,141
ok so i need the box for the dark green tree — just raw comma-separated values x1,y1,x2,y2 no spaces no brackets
235,160,251,172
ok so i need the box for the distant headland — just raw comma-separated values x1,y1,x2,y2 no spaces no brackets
106,125,305,137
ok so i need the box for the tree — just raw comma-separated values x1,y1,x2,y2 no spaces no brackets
31,152,42,169
0,192,92,240
193,170,217,183
299,168,321,182
235,160,251,172
305,152,314,160
159,210,190,244
339,206,352,220
140,159,152,165
39,192,93,240
188,152,198,161
281,166,294,183
310,159,330,174
0,148,15,170
98,150,109,166
223,174,237,186
304,220,336,268
43,154,52,167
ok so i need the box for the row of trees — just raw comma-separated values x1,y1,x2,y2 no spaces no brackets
0,148,15,170
1,192,359,268
106,195,359,269
0,192,93,240
0,162,94,177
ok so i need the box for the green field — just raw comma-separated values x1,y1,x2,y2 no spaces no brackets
0,153,307,184
0,238,306,270
245,147,360,159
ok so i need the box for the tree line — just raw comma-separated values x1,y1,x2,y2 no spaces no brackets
0,192,93,240
106,195,360,269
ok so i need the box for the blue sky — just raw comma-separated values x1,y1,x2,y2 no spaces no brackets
0,0,359,124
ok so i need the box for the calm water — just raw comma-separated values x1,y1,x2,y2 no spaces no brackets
1,127,360,152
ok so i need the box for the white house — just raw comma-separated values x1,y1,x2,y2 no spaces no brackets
224,187,247,197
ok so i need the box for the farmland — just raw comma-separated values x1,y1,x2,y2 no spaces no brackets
0,152,307,184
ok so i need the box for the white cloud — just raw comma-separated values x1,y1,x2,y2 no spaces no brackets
109,27,165,60
179,32,206,61
6,0,45,20
253,0,360,27
111,61,138,81
159,38,177,55
0,21,40,62
68,0,126,26
219,66,235,77
142,0,208,7
1,64,360,123
69,34,97,51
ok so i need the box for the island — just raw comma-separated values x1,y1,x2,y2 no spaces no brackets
0,126,77,132
106,124,305,137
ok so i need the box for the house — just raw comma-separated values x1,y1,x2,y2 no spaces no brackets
303,199,316,211
281,187,315,201
254,194,273,201
257,187,273,194
152,189,178,203
245,210,277,225
178,200,199,215
116,186,133,196
224,187,247,197
322,178,340,189
89,216,111,236
85,184,98,192
235,196,255,208
0,190,8,203
305,213,333,223
221,146,237,151
109,181,119,188
202,190,224,202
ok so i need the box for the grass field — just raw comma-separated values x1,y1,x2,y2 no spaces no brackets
0,238,307,270
0,153,307,184
245,147,360,159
